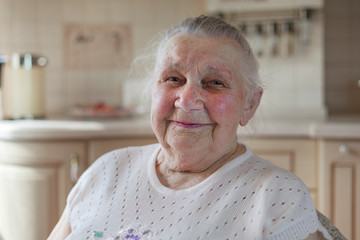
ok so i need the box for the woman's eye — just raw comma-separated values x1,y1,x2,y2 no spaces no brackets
162,76,183,87
207,80,225,87
167,77,180,82
211,80,224,86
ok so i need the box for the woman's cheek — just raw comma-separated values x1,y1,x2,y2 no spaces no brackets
151,96,167,141
152,86,174,120
208,94,241,121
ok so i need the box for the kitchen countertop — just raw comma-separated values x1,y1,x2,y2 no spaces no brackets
0,116,154,140
0,115,360,140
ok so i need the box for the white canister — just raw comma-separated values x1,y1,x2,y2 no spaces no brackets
1,53,48,119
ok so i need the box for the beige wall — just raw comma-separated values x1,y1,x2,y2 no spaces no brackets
221,8,326,120
254,11,325,120
0,0,206,116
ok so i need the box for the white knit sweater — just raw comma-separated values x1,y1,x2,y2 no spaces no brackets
65,143,331,240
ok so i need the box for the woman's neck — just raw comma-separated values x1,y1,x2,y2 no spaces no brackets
155,143,246,189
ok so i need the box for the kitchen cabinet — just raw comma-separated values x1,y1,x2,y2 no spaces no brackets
244,138,319,205
0,141,87,240
206,0,323,13
0,137,158,240
318,140,360,240
324,0,360,115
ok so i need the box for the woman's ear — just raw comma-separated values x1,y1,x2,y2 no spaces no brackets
239,89,263,126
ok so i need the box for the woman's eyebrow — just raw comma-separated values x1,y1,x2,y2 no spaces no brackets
170,61,189,72
204,65,233,80
159,61,180,73
162,61,234,80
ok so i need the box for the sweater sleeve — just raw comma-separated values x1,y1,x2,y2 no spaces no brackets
261,169,332,240
64,151,109,230
64,163,92,223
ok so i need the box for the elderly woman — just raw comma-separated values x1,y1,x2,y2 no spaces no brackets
49,15,331,240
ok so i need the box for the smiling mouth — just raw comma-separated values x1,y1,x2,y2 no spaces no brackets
172,121,213,129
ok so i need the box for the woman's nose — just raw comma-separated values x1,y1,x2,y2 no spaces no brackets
174,83,205,111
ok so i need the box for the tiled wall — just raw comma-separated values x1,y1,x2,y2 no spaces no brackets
0,0,327,120
221,9,326,120
257,10,326,120
0,0,206,116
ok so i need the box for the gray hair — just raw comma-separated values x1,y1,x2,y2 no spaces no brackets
155,15,263,105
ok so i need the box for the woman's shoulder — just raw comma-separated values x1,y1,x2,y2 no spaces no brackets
92,143,159,167
240,154,309,197
245,155,326,239
238,144,301,181
250,154,303,181
66,143,160,209
77,143,160,185
102,142,159,157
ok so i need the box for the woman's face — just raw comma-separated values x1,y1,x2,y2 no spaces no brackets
151,33,255,164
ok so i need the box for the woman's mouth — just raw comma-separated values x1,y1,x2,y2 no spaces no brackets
172,121,212,128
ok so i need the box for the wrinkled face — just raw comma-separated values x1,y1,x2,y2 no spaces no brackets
150,33,252,156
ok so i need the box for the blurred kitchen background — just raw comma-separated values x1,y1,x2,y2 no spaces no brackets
0,0,205,119
0,0,360,240
0,0,358,120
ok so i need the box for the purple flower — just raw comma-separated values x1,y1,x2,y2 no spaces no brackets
125,234,140,240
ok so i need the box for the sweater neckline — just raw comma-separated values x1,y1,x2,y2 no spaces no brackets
147,142,253,196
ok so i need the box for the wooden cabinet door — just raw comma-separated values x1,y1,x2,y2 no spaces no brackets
324,0,360,115
88,137,158,164
0,141,86,240
244,138,318,205
318,140,360,240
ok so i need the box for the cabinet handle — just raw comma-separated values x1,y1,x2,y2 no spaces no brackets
339,144,350,154
70,152,79,185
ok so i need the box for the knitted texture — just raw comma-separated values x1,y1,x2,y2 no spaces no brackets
65,144,331,240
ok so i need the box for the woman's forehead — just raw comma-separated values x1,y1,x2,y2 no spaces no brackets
163,34,242,57
158,34,243,74
159,58,234,80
